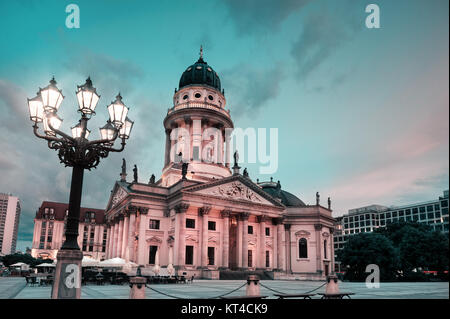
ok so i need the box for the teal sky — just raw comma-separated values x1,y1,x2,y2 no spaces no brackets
0,0,448,252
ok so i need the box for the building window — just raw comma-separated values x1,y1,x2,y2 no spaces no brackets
324,240,327,259
248,225,253,234
149,219,160,230
299,238,308,258
186,219,195,229
248,250,253,267
208,247,215,265
265,227,270,236
265,251,270,267
149,246,158,264
208,221,216,231
185,246,194,265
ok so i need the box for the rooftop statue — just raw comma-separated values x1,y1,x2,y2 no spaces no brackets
133,165,138,183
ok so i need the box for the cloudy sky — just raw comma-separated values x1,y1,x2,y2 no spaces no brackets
0,0,448,252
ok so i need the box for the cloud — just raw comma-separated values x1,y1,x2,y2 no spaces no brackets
0,49,161,251
221,63,285,117
290,1,361,80
223,0,311,35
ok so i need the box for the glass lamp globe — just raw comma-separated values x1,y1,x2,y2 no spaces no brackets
107,93,129,128
43,113,63,136
76,77,100,115
40,77,64,112
27,93,44,123
119,117,134,139
71,122,90,139
99,121,116,143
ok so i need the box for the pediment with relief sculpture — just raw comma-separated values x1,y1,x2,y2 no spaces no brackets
190,180,274,206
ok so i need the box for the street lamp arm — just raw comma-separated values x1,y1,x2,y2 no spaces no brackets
86,127,120,146
102,138,126,152
48,121,76,143
33,123,64,143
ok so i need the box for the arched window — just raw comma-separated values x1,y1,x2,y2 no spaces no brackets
299,238,308,258
324,240,327,259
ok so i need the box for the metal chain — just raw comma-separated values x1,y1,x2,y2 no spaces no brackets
145,282,247,299
145,284,185,299
207,282,247,299
259,281,327,295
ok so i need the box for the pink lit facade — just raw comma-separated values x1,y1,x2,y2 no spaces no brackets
104,55,336,280
31,201,107,260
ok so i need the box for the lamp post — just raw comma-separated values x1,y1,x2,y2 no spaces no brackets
27,77,133,298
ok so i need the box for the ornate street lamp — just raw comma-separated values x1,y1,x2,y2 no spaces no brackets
27,77,133,299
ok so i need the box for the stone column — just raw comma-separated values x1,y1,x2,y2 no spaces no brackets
241,212,250,270
184,117,192,161
284,224,291,274
165,128,171,166
237,215,242,268
117,216,124,258
220,210,231,269
121,213,129,260
330,227,335,273
175,203,189,269
110,223,115,258
200,206,211,268
137,208,148,265
257,215,267,269
315,224,323,274
128,210,137,262
272,219,278,269
192,117,202,162
105,224,110,259
225,134,231,168
112,220,119,257
277,221,284,271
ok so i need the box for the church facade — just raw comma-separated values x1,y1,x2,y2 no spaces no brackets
104,52,336,280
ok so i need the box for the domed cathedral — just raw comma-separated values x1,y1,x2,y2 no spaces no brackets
162,47,233,186
103,49,336,280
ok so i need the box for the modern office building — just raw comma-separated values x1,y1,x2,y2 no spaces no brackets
333,190,449,270
31,201,107,260
0,193,21,255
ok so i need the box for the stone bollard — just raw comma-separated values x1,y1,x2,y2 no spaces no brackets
129,277,147,299
325,274,340,294
246,275,261,297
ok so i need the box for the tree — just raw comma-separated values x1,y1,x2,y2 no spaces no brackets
375,221,449,275
338,232,400,281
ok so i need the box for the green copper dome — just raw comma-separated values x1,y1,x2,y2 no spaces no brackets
179,56,222,91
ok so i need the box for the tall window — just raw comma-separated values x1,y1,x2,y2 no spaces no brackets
248,250,253,267
185,245,194,264
149,246,158,264
265,251,270,267
149,219,160,230
186,219,195,229
324,240,327,259
248,226,253,234
265,227,270,236
208,247,215,265
299,238,308,258
208,221,216,231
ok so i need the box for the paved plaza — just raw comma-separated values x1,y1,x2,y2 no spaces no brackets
0,277,448,299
